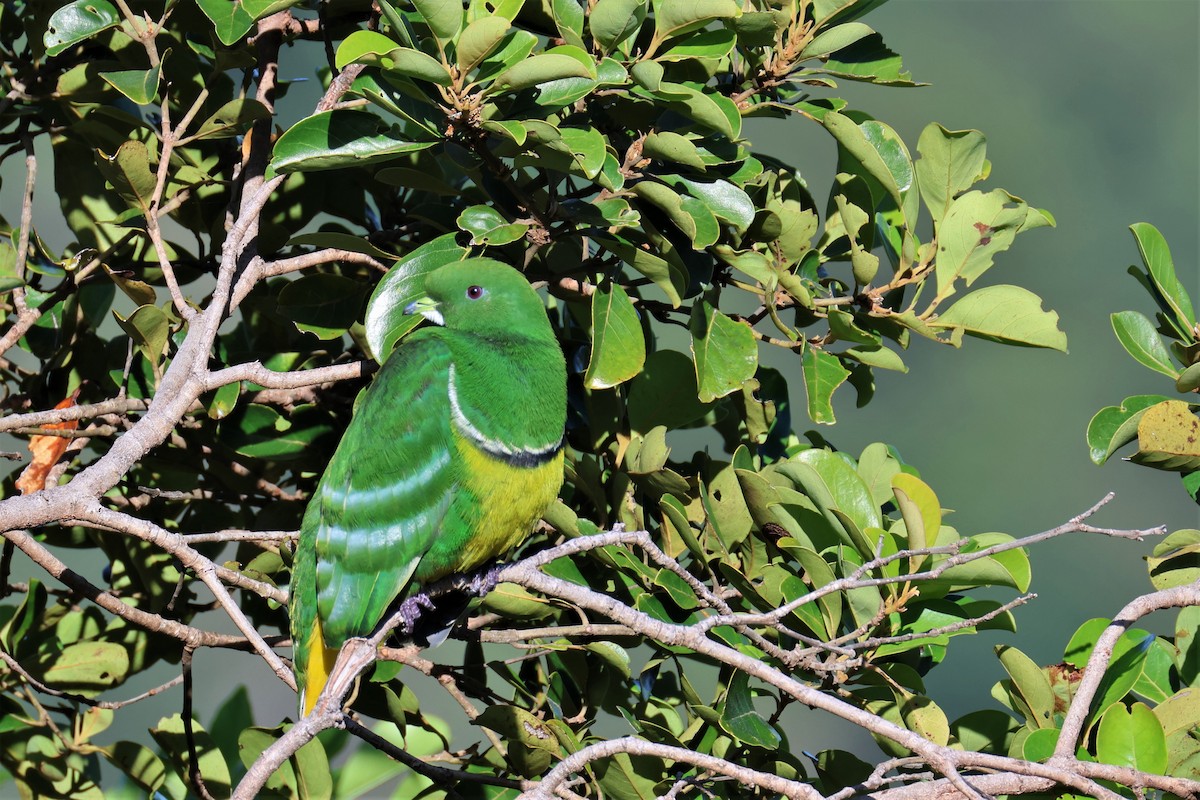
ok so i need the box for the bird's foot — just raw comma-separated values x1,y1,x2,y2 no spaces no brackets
467,563,505,597
396,592,436,634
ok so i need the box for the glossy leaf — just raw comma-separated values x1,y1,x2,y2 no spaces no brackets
1096,702,1168,774
1086,394,1173,465
457,205,529,246
1111,310,1179,377
492,54,593,92
363,234,468,362
458,16,511,73
800,22,874,59
585,281,646,389
654,0,740,41
412,0,463,43
590,0,645,53
891,472,939,559
44,0,120,56
1146,529,1200,591
720,671,780,748
1130,222,1195,337
271,110,438,174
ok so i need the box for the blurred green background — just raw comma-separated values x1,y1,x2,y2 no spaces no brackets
2,0,1196,769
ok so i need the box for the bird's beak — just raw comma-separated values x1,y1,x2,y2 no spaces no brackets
403,295,444,326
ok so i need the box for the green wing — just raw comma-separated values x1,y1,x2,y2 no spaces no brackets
292,333,457,674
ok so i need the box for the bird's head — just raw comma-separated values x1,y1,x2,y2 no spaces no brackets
403,260,550,337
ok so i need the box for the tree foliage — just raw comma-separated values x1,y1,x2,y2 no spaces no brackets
0,0,1195,798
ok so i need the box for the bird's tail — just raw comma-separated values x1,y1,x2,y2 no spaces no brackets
301,617,339,716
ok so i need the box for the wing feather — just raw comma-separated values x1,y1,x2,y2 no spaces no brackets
294,334,457,653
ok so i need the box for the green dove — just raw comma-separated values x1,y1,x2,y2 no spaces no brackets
289,259,567,715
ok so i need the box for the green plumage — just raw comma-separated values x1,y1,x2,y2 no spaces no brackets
289,261,566,713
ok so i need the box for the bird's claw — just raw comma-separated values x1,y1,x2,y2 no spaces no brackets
396,592,436,634
468,563,504,597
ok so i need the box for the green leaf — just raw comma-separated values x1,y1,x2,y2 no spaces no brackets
1097,702,1168,774
585,281,646,389
690,299,758,402
891,472,939,560
271,110,438,174
934,189,1030,299
1130,222,1195,336
995,645,1055,729
456,205,529,246
1178,362,1200,393
277,274,367,340
103,265,156,306
595,235,685,307
821,31,914,85
800,22,874,59
195,99,271,139
150,715,231,797
654,0,740,41
653,82,741,139
335,29,403,68
99,61,163,105
931,532,1031,593
113,305,170,366
1134,399,1200,472
627,350,711,432
633,180,719,248
364,234,468,362
205,381,240,420
38,642,129,694
801,344,850,424
458,16,511,73
1111,310,1179,377
1146,529,1200,591
660,28,736,62
103,741,166,794
491,53,593,92
720,671,781,748
590,0,645,53
412,0,463,43
552,0,586,48
195,0,300,46
1086,394,1173,465
336,32,453,85
98,140,158,214
594,752,659,800
931,285,1067,351
916,123,988,226
824,112,911,208
782,449,881,539
44,0,120,56
642,131,706,169
660,175,755,230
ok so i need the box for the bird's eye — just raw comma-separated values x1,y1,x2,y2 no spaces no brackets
466,285,485,300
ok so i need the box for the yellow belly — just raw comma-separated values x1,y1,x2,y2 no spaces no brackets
452,432,564,573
